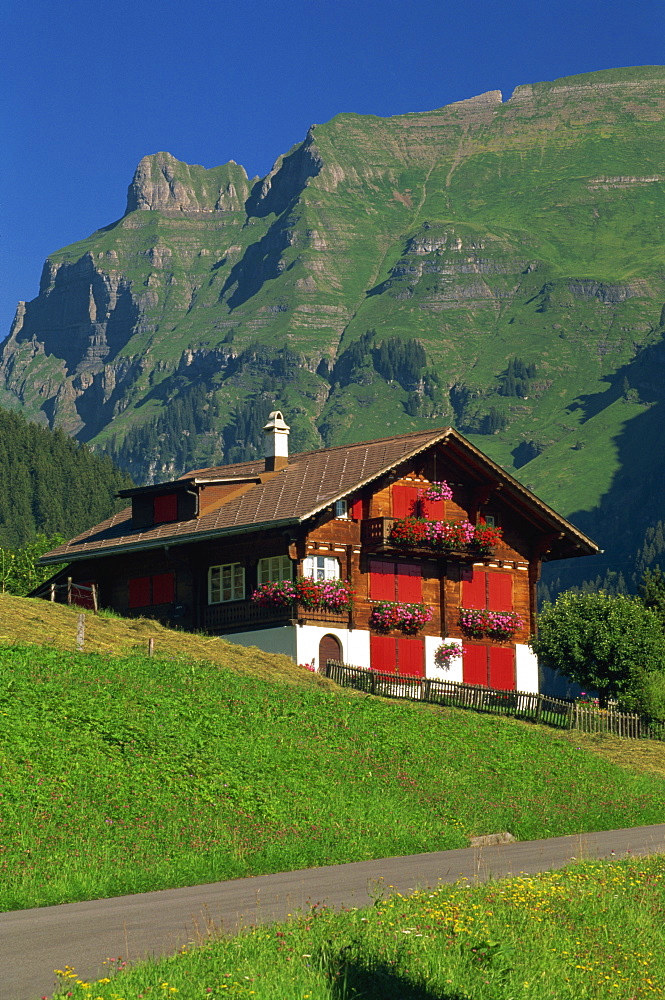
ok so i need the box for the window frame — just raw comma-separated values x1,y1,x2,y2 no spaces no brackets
257,555,293,586
208,562,245,604
303,555,341,581
334,499,349,518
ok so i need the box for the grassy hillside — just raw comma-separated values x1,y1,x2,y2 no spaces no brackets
3,596,665,915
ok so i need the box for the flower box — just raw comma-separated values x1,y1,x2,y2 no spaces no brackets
369,600,434,634
390,518,503,555
458,607,524,640
421,481,453,502
251,578,353,612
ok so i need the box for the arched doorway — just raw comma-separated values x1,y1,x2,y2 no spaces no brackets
318,634,342,674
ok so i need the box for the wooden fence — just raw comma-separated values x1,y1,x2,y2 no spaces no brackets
323,661,665,741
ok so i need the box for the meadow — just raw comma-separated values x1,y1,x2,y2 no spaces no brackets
50,854,665,999
3,610,665,912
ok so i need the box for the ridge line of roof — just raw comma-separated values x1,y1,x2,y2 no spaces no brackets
182,426,452,479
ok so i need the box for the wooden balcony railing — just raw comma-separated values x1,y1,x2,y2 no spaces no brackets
361,517,485,558
203,599,351,632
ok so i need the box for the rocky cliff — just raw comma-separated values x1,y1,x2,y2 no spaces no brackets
3,66,665,588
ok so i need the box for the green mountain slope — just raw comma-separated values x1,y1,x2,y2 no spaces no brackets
2,67,665,588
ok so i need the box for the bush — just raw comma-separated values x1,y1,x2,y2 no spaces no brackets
634,671,665,722
532,591,665,709
0,533,64,596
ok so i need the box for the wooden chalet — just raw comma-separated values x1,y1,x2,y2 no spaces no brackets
38,412,598,691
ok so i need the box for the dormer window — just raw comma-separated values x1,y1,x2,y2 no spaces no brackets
126,485,198,529
153,493,178,524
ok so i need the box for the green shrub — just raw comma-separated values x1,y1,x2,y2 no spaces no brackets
532,591,665,708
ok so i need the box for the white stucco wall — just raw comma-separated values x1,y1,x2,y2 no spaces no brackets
295,624,371,671
515,642,539,693
223,626,297,660
424,635,463,682
223,626,539,695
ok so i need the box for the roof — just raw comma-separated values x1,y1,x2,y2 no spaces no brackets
40,426,599,565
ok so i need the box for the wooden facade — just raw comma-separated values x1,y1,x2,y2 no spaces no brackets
38,424,598,691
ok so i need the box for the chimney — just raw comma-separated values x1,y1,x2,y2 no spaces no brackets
263,410,290,472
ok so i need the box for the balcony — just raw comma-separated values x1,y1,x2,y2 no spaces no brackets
203,599,351,633
361,517,500,559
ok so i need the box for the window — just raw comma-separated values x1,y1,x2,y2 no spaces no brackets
258,555,292,586
461,568,513,611
370,635,425,677
369,559,422,602
303,555,340,580
209,563,245,604
129,572,175,608
349,497,363,520
334,499,348,518
153,493,178,523
463,644,515,690
392,484,420,519
392,483,445,520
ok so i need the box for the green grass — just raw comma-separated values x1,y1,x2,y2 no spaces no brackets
51,854,665,999
3,637,665,913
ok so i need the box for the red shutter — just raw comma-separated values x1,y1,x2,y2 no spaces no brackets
488,572,513,611
396,562,422,602
489,647,516,691
369,560,396,600
350,498,363,520
152,572,175,604
392,485,419,518
370,635,397,673
71,582,95,610
398,637,425,677
462,568,487,609
129,576,151,608
154,493,178,523
421,495,445,520
463,644,489,686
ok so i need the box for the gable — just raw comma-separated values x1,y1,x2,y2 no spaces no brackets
39,426,598,566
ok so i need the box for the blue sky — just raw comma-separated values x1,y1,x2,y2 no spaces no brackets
2,0,664,340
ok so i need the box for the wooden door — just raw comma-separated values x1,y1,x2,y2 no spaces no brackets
319,634,342,671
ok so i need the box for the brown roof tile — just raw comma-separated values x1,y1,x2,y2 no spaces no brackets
41,426,599,564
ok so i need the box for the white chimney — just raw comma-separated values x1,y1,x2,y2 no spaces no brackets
263,410,290,471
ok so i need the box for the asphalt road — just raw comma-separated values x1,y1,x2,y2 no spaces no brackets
3,823,665,1000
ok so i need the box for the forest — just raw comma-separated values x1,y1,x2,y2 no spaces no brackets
0,407,132,593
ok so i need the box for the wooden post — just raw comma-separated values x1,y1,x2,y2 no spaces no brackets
67,577,72,605
76,613,85,651
535,693,543,723
50,583,56,603
92,583,98,613
148,637,154,657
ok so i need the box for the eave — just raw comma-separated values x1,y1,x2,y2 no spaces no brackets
39,516,300,565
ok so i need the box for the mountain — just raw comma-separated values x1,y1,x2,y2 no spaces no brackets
2,66,665,590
